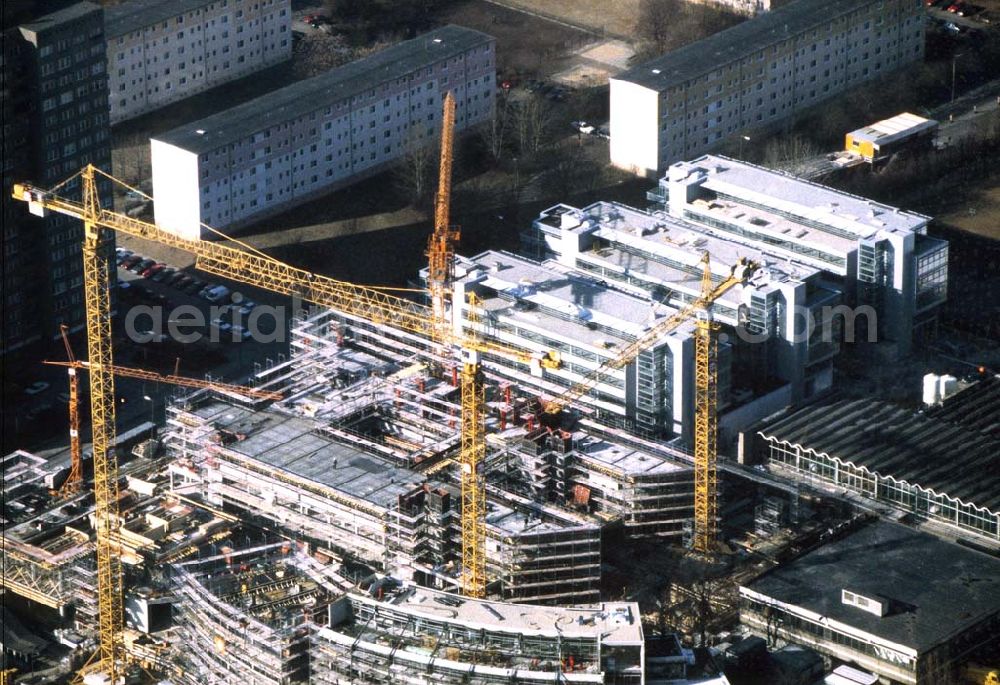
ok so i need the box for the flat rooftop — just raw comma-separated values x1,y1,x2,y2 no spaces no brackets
573,433,688,477
616,0,890,92
105,0,214,38
486,499,589,536
573,202,813,307
153,25,493,154
358,583,644,644
462,251,696,349
744,520,1000,652
848,112,938,147
675,156,929,243
183,401,426,510
758,397,1000,513
19,1,100,34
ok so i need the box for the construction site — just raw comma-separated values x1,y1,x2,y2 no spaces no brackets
4,88,999,685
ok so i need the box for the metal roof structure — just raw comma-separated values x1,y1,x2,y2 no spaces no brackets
847,112,938,147
744,520,1000,652
615,0,871,93
152,25,493,155
926,375,1000,441
758,398,1000,512
104,0,214,39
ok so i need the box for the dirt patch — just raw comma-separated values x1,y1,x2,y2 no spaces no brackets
551,39,635,86
939,182,1000,240
442,0,595,78
484,0,643,40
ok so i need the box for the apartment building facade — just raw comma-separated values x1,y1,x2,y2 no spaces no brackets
151,25,495,238
610,0,925,176
1,1,113,359
104,0,292,124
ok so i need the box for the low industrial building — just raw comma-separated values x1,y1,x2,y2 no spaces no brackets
151,25,495,237
740,521,1000,684
610,0,925,175
105,0,292,124
844,112,938,163
753,377,1000,543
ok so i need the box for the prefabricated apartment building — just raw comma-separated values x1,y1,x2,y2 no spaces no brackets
151,25,495,237
105,0,292,124
610,0,925,175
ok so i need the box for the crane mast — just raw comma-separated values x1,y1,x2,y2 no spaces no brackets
59,324,83,497
81,165,124,682
426,92,486,598
693,262,721,553
427,92,459,341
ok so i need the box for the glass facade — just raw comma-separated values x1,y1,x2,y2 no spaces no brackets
765,440,1000,539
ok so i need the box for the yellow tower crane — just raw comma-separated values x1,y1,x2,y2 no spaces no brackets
425,91,491,598
426,91,459,341
13,162,559,673
49,324,280,498
542,253,757,553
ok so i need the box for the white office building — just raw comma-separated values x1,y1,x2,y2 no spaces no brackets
490,155,947,440
151,25,495,237
105,0,292,124
652,155,948,358
610,0,924,176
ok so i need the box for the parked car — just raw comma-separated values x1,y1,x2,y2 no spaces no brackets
238,299,257,316
210,318,232,336
230,324,252,341
131,258,155,274
115,249,133,264
174,275,194,290
165,271,187,286
203,285,231,303
183,279,206,295
120,254,142,270
152,267,176,283
24,381,50,396
141,263,166,278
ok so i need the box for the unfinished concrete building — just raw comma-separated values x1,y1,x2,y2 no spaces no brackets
169,541,350,685
495,427,695,540
159,539,646,684
313,583,646,684
162,392,607,605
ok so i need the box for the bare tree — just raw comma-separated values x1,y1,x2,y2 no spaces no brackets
761,134,819,174
514,95,551,157
480,96,513,165
113,132,150,188
394,130,438,207
635,0,677,55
